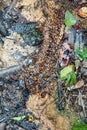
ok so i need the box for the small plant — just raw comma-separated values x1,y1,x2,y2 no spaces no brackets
65,71,76,86
64,10,77,27
62,11,77,86
76,48,87,60
61,71,76,86
60,65,76,86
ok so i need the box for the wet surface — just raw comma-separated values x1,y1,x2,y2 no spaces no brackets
0,0,87,130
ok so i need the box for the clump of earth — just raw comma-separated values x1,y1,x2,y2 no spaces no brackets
0,0,44,70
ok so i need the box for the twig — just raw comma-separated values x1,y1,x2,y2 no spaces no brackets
0,58,32,77
6,0,18,14
74,32,80,51
79,32,84,51
78,90,86,119
56,58,64,110
0,65,21,77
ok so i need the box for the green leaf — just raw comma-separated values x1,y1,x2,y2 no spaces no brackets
12,115,26,121
65,74,71,86
71,72,76,85
83,48,87,59
60,65,76,86
65,72,76,86
60,65,74,80
76,48,87,60
76,49,84,59
71,120,87,130
64,10,77,27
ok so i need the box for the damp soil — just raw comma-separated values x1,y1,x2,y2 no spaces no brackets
0,0,87,130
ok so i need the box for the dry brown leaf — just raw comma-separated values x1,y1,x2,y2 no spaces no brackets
59,42,73,67
73,79,84,90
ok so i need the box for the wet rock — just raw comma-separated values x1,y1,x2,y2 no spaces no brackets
22,28,43,46
11,22,43,46
11,22,38,34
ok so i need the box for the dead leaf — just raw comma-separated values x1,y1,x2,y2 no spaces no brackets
59,42,73,67
0,123,6,130
73,79,84,90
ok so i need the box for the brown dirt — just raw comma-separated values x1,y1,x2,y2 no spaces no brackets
1,0,83,130
25,0,65,94
25,0,70,129
26,93,70,130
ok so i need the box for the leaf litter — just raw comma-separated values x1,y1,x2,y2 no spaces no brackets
0,0,87,130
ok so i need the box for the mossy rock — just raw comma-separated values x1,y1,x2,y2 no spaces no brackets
12,22,43,46
22,28,43,46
